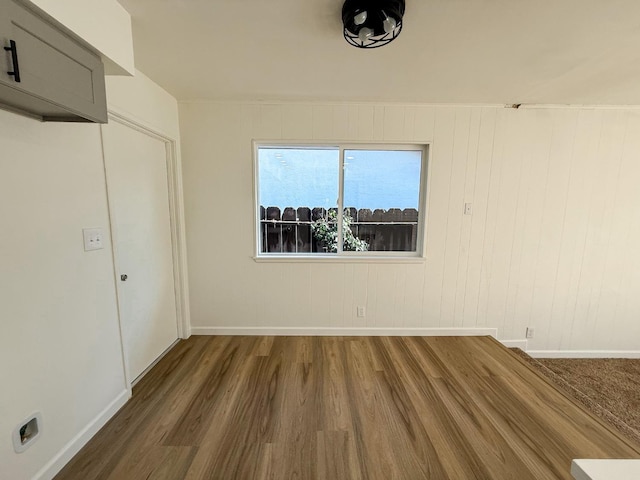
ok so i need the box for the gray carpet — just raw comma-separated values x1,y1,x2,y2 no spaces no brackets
511,349,640,448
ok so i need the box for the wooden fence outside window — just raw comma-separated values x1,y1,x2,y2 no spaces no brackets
259,206,419,253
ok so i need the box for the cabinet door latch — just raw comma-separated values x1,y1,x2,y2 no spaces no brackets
4,40,21,82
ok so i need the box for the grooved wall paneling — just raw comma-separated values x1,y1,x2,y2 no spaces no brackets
179,103,640,352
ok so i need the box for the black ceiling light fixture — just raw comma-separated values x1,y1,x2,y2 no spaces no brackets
342,0,405,49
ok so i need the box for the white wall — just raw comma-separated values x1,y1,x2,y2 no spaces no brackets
106,69,181,139
28,0,135,75
0,72,181,480
0,114,125,480
179,102,640,354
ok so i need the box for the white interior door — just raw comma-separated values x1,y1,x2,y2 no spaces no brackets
102,120,178,383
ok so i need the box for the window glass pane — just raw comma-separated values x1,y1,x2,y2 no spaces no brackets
258,147,339,253
343,149,422,252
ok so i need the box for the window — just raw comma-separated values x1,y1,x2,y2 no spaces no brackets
255,143,427,258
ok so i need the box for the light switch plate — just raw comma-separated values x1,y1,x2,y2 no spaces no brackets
83,228,104,251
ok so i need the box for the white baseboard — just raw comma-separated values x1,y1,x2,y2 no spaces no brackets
527,350,640,359
131,339,181,388
190,326,498,337
34,389,130,480
499,339,528,350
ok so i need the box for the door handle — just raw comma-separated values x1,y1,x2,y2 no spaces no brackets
120,274,128,281
4,40,21,83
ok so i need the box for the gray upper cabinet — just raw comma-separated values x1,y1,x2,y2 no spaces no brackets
0,0,107,123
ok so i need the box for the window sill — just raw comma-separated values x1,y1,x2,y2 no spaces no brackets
253,255,426,264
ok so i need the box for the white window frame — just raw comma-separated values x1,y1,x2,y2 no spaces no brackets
253,141,430,262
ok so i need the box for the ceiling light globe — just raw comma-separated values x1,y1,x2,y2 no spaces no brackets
358,27,374,42
354,10,367,25
383,16,397,33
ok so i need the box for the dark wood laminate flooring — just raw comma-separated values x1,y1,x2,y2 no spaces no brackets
55,336,640,480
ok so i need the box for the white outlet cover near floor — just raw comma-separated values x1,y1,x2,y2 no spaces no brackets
12,412,42,453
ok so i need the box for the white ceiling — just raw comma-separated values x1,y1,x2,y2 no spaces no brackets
117,0,640,105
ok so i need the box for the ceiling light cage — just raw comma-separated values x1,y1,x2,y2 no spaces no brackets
342,0,405,49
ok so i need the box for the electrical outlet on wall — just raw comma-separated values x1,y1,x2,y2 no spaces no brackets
13,412,42,453
357,306,366,318
526,327,535,339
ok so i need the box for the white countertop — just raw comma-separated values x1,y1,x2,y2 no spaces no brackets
572,459,640,480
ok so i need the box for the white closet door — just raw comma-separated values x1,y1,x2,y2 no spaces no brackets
102,120,178,382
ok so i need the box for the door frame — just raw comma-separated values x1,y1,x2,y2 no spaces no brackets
100,109,191,388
